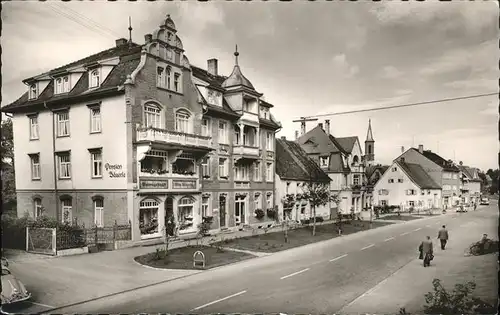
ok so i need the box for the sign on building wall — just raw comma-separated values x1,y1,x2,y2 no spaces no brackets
105,163,126,178
140,179,169,189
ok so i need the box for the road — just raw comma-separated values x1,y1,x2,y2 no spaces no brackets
8,203,498,314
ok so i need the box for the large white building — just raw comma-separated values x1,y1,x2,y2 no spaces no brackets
373,158,442,211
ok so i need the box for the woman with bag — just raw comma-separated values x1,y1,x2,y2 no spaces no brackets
420,236,434,267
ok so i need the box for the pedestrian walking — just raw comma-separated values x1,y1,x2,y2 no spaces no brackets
437,225,449,250
419,236,434,267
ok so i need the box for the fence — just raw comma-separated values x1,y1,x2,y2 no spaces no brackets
2,225,26,250
84,220,132,250
26,227,56,255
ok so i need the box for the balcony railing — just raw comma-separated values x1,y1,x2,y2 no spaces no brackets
234,145,259,156
137,127,212,148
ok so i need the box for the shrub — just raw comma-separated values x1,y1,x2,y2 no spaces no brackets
254,209,265,219
266,208,278,219
424,278,493,314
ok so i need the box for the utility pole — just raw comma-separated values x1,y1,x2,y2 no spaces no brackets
292,117,318,137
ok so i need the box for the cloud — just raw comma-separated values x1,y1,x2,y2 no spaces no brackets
332,54,359,78
381,65,403,79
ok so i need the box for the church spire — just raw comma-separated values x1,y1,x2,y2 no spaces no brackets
234,44,239,66
366,119,374,142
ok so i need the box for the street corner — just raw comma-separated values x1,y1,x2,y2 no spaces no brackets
1,297,55,315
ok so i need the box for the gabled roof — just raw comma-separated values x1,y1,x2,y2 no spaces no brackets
458,165,482,182
366,164,389,179
298,125,344,154
396,160,441,189
335,136,359,154
418,149,460,172
2,44,142,113
276,138,331,182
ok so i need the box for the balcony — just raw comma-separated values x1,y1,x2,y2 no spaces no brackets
234,145,259,157
136,127,212,149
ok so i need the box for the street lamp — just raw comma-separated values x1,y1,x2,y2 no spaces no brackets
370,204,373,229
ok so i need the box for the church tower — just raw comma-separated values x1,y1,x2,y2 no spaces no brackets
364,119,375,165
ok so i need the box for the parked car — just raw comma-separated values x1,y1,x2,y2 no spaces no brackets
456,204,468,213
480,198,490,205
1,262,31,305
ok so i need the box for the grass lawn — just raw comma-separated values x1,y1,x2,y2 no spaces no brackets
134,245,256,270
213,221,393,253
377,214,423,221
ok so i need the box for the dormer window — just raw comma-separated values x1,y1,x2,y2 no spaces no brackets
260,106,269,119
90,69,100,88
29,83,38,100
55,76,70,94
320,156,329,167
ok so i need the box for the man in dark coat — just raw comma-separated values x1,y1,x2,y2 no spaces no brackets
437,225,449,250
420,236,434,267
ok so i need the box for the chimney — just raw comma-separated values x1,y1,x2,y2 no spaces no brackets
115,38,128,47
459,161,463,166
301,122,306,135
281,136,286,140
418,144,424,154
295,130,299,140
207,59,218,76
318,123,323,130
325,120,330,135
401,146,405,153
144,34,153,43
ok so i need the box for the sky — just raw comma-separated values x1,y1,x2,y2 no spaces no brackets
1,1,498,171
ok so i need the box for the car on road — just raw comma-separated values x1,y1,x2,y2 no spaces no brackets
480,198,490,205
1,260,31,305
456,204,468,212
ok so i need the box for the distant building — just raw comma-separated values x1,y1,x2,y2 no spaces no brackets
373,158,442,210
394,145,460,209
457,162,482,204
275,137,331,222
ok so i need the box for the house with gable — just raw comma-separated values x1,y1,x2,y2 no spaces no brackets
1,14,282,246
297,119,374,215
394,144,460,209
457,162,482,205
275,137,331,222
373,158,442,210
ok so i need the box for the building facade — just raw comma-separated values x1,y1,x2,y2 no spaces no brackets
2,14,281,244
458,163,482,205
275,137,331,222
394,145,460,209
373,159,442,210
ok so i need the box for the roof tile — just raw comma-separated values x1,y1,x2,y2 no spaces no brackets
398,161,441,189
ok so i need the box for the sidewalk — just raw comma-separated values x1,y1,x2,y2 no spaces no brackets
339,209,498,314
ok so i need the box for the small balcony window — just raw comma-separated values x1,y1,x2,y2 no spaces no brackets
141,155,168,175
172,158,195,176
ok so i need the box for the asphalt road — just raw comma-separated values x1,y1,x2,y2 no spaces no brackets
41,203,496,314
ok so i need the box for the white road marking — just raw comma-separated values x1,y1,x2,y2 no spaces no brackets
384,237,395,242
330,254,348,262
400,232,410,236
280,268,310,280
360,244,375,251
190,290,247,311
27,301,55,308
413,228,421,231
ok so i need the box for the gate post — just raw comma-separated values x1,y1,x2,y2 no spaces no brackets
25,226,29,251
94,225,98,245
52,228,57,255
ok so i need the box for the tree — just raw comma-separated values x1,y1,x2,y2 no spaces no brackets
1,118,16,216
300,181,339,236
485,169,499,195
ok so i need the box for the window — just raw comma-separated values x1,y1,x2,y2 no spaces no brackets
234,128,241,145
90,107,101,133
29,115,39,140
266,193,273,209
406,189,416,195
166,67,171,89
353,174,360,185
320,156,328,167
443,184,451,190
90,150,102,178
201,118,211,137
94,199,104,227
452,185,457,191
378,189,388,195
174,73,180,92
55,76,70,94
61,199,72,223
266,132,273,151
144,104,161,128
388,178,394,183
202,157,210,178
219,158,228,179
34,198,43,218
178,197,194,230
30,154,41,180
392,167,397,172
254,194,261,209
407,200,415,207
202,195,210,217
55,78,63,94
157,67,165,87
57,153,71,179
63,76,70,92
260,107,269,119
443,173,452,179
90,69,100,88
398,178,404,183
427,190,431,194
266,162,273,182
300,203,306,214
380,200,387,206
286,182,291,194
139,199,159,236
452,174,458,179
235,164,249,181
29,84,37,99
254,162,261,181
56,111,70,137
175,110,190,133
218,121,227,144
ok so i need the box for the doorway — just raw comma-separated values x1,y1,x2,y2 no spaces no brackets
235,195,246,226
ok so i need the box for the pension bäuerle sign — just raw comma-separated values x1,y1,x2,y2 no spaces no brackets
105,163,126,178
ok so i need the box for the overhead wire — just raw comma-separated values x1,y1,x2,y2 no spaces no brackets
299,92,498,119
